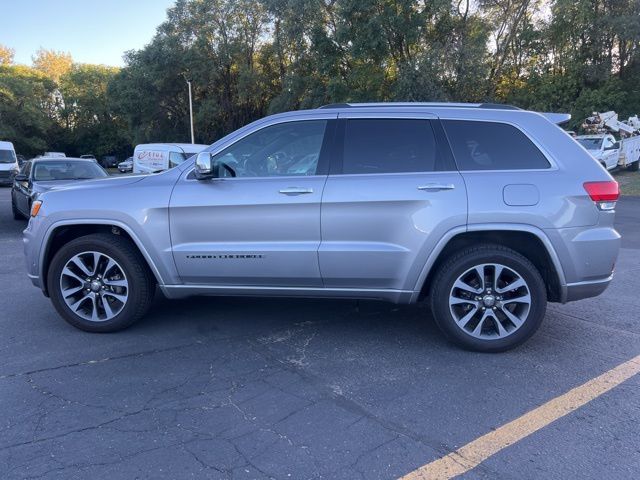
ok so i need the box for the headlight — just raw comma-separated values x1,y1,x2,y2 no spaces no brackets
30,200,43,217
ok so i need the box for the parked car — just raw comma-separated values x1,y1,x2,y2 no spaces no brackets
133,143,206,174
23,103,620,352
118,157,133,173
576,134,640,171
12,157,108,219
100,156,119,168
0,140,19,186
44,152,66,158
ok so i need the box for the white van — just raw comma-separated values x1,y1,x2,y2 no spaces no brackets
0,141,19,186
133,143,207,174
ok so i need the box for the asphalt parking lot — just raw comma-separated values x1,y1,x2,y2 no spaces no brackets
0,187,638,479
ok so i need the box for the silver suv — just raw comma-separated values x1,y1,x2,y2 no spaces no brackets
23,103,621,352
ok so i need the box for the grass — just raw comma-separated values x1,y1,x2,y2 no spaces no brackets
613,169,640,196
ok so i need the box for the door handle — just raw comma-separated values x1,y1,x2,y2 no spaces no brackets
279,187,314,195
417,183,456,191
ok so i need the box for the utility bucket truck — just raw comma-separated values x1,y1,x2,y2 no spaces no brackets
576,111,640,171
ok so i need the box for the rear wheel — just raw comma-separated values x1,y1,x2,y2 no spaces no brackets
47,233,155,332
430,244,546,352
627,159,639,172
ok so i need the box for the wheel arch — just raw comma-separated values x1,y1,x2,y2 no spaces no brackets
412,224,567,303
40,221,164,296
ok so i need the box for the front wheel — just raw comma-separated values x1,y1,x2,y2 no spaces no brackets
47,233,155,332
430,244,546,352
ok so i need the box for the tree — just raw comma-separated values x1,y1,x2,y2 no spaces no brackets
0,45,14,65
59,64,130,157
32,48,73,81
0,65,57,155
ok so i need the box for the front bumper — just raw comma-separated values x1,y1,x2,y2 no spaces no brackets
23,216,46,292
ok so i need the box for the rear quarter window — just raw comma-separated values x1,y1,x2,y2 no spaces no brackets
442,120,550,170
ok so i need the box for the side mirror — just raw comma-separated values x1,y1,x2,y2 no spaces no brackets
194,152,214,180
14,174,28,182
613,141,621,149
194,152,237,180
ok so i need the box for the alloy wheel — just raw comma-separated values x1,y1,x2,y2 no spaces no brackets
59,251,129,322
448,263,531,339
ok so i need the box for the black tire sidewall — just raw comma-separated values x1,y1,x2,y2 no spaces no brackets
48,235,151,332
431,247,546,353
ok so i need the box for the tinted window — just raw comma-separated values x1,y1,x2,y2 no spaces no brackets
442,120,550,170
342,119,437,174
214,120,327,177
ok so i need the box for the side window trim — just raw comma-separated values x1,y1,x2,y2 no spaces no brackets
315,119,337,176
431,120,457,172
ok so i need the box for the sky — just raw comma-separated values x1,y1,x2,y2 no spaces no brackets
0,0,175,67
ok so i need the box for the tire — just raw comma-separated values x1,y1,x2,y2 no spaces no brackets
47,233,155,332
627,160,639,172
430,244,546,353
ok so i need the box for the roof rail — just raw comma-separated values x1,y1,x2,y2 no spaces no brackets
318,102,521,110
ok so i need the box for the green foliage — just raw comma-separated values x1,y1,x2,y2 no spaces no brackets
0,65,56,155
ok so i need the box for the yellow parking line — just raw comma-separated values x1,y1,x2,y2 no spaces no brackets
400,354,640,480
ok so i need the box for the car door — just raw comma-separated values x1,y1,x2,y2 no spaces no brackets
170,114,337,287
602,136,618,169
319,113,467,291
13,161,32,215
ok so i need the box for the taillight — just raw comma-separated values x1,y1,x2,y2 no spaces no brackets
583,181,619,211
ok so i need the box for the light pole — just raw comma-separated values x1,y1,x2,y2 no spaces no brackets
186,80,195,144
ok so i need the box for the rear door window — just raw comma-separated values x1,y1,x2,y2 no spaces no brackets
341,119,438,174
442,120,550,170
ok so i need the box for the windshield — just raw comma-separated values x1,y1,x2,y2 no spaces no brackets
577,138,603,150
33,161,108,181
0,149,17,164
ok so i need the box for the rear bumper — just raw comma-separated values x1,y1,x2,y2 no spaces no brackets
549,224,620,302
563,276,612,302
